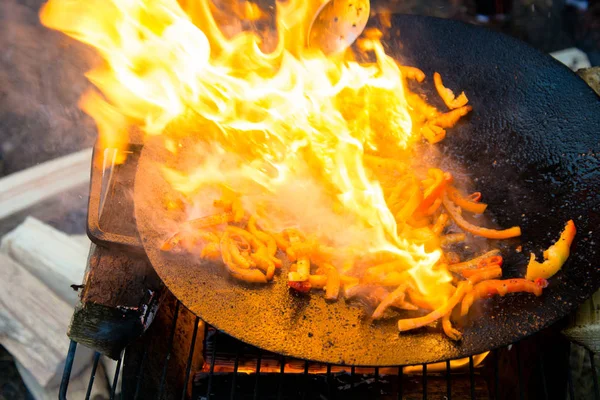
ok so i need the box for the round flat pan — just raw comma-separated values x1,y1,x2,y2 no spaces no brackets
134,14,600,366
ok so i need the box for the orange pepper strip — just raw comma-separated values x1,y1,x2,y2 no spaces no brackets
247,217,282,267
220,233,267,283
399,66,426,82
461,265,501,278
447,187,487,214
440,233,466,246
448,250,502,273
433,72,469,109
406,92,440,120
460,278,546,317
200,242,221,261
422,123,446,144
418,170,452,214
430,105,472,128
443,194,521,239
442,313,462,341
162,212,234,251
466,266,502,284
432,213,449,236
398,282,472,332
308,274,327,289
372,284,410,320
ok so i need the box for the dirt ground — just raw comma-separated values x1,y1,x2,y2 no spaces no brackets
0,0,598,398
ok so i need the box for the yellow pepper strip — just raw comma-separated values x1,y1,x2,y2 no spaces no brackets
324,264,340,300
443,194,521,239
525,220,576,281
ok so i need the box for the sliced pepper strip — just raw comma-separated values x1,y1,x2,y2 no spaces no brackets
443,194,521,239
220,233,267,283
460,278,546,317
525,220,576,281
433,72,469,109
447,186,487,214
442,313,462,341
398,282,472,332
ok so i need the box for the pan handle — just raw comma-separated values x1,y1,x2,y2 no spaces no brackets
87,145,145,253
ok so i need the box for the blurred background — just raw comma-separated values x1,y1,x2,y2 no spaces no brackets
0,0,598,398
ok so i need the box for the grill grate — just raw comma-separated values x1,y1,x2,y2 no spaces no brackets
58,299,600,400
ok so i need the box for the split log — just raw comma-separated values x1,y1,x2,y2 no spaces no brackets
15,358,109,400
0,148,92,220
0,253,93,390
0,216,89,306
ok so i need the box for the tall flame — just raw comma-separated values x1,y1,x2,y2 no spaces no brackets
40,0,452,294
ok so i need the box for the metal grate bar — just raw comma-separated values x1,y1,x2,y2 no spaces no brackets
158,301,180,398
446,360,451,400
181,316,200,400
302,360,310,400
230,342,242,400
206,327,218,400
59,340,77,400
469,356,475,400
84,353,101,400
277,356,285,400
422,363,427,400
590,350,600,400
516,342,524,400
326,364,333,400
253,349,262,400
397,367,403,400
109,356,122,400
133,349,148,400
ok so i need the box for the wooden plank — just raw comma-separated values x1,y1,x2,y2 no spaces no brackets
0,148,92,220
1,216,89,306
0,253,92,388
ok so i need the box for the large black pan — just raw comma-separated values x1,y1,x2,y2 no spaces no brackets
134,14,600,366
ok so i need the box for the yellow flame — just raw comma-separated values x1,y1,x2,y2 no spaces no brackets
40,0,451,295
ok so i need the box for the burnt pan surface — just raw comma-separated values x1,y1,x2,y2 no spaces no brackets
134,15,600,366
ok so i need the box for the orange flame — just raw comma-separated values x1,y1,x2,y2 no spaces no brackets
40,0,452,296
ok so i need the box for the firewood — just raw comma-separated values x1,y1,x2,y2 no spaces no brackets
0,148,92,220
15,358,109,400
0,253,93,389
0,216,89,306
562,290,600,352
562,68,600,353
